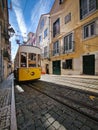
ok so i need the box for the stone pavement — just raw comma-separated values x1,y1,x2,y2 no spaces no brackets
15,75,98,130
0,74,98,130
41,74,98,93
0,74,17,130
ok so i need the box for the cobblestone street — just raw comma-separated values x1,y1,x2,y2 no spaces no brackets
0,74,98,130
15,75,98,130
0,75,12,130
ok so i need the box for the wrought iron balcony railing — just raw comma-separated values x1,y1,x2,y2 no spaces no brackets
3,49,10,61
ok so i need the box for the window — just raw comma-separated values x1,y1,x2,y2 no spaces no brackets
44,46,48,58
84,21,95,39
20,52,27,67
28,53,36,61
0,0,4,10
53,41,59,56
28,53,36,67
40,19,44,29
53,18,60,37
0,25,1,41
44,28,48,38
59,0,64,4
38,54,41,67
39,35,42,43
80,0,96,19
63,33,74,53
62,59,72,69
65,13,71,24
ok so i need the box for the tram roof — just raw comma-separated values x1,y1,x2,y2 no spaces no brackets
14,45,41,61
18,45,41,54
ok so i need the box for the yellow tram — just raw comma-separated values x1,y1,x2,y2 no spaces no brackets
14,45,41,82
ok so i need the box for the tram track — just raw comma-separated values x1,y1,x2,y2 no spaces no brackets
21,82,98,125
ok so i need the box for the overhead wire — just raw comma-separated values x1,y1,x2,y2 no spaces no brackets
10,0,54,34
27,0,54,33
27,0,44,33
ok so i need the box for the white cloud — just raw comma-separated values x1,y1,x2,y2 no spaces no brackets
29,0,54,32
12,0,27,37
10,0,27,60
10,36,18,60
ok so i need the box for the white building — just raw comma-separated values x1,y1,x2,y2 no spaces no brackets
36,13,50,74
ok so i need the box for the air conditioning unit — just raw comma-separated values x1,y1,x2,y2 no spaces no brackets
59,0,64,4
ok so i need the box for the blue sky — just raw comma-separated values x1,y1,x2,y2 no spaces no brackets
8,0,55,60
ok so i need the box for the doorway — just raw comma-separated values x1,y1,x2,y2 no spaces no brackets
46,64,49,74
53,60,61,75
83,55,95,75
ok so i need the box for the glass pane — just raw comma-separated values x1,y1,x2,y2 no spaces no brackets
89,0,96,11
90,22,95,36
81,0,88,17
28,53,36,67
84,26,89,38
53,19,60,37
21,52,27,67
69,34,72,50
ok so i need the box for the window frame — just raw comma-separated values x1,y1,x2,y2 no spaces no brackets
39,35,42,43
63,33,74,53
53,18,60,37
53,41,59,56
44,28,48,38
83,21,96,39
40,19,44,29
62,59,73,69
44,46,48,58
65,12,71,24
20,52,27,67
80,0,97,20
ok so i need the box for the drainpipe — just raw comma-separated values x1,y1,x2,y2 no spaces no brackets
0,25,4,82
0,25,2,82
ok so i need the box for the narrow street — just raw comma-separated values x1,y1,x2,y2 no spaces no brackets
1,0,98,130
15,75,98,130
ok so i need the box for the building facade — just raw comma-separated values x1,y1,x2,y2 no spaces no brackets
26,32,36,46
36,14,50,74
49,0,98,75
0,0,12,81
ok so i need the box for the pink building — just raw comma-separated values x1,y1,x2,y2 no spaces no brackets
26,32,36,46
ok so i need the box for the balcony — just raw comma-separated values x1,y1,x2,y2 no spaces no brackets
1,30,10,42
63,41,75,54
3,49,10,61
52,48,60,56
41,51,50,60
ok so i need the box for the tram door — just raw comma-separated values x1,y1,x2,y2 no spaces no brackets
53,60,61,75
83,55,95,75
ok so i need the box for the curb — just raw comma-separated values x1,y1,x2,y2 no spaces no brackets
11,79,17,130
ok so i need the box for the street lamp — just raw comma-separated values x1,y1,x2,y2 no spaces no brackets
16,39,21,46
8,26,15,37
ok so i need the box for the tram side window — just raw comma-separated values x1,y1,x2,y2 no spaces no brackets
21,52,27,67
28,53,36,67
38,54,41,67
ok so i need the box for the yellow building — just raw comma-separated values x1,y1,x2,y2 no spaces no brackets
49,0,98,75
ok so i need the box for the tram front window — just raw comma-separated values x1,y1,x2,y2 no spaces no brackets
21,52,27,67
28,53,36,67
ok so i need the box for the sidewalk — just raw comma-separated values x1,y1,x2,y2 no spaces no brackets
61,74,98,79
41,74,98,94
0,74,17,130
